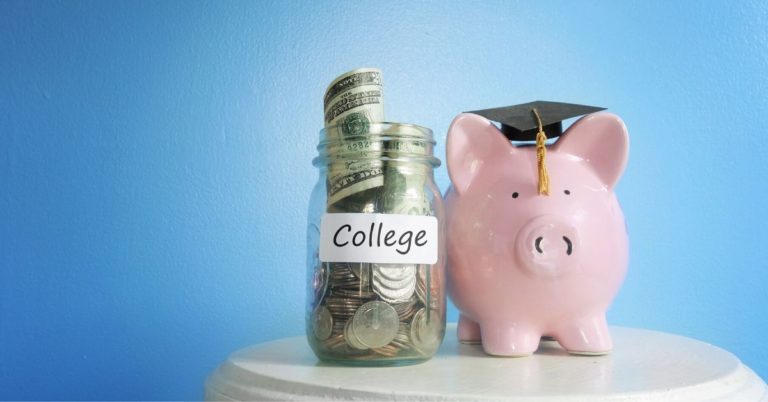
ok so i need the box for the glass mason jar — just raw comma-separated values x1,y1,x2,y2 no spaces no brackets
306,122,446,366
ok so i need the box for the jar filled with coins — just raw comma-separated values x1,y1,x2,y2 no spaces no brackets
306,121,446,366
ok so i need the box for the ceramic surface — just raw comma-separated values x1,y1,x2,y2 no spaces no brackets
444,112,630,356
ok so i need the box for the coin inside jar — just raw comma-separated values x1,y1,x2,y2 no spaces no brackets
311,305,333,341
410,307,441,353
349,262,371,282
324,296,364,318
344,319,369,350
392,296,417,321
372,263,416,281
372,276,416,303
372,272,416,290
415,265,427,303
371,263,417,303
332,287,375,299
312,263,329,303
352,300,399,348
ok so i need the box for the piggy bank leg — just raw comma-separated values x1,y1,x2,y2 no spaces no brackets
480,324,540,357
554,314,613,355
457,314,481,344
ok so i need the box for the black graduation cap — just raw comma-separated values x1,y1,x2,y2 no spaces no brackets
467,101,605,141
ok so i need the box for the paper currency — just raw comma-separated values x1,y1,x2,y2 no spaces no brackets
324,68,384,129
323,68,385,205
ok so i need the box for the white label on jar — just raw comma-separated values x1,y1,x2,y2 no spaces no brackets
319,213,438,264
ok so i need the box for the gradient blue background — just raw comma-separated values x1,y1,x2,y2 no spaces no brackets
2,0,767,399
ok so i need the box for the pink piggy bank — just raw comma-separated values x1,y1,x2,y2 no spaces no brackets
444,112,629,356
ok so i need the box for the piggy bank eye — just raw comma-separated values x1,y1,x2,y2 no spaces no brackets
512,192,519,199
564,189,571,195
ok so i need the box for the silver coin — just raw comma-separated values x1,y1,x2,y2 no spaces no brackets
372,266,415,286
352,301,399,348
311,306,333,341
372,273,416,290
373,285,415,304
313,263,329,304
344,319,368,350
372,264,416,281
415,267,429,305
410,308,441,353
373,276,416,303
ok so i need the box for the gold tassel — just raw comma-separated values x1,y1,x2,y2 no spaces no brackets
532,108,550,196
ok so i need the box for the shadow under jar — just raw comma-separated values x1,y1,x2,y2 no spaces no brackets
306,123,446,366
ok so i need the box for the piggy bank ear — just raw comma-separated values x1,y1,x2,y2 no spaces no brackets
554,112,629,189
446,113,514,195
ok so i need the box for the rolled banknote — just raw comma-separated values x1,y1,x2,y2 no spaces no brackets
323,68,385,205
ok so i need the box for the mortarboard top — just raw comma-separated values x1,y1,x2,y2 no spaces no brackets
467,101,605,142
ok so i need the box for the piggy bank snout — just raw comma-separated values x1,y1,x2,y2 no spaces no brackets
515,215,580,277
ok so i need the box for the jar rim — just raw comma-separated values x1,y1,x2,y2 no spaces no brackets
318,122,435,146
314,122,440,168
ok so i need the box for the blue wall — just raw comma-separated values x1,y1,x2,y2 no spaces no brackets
2,0,767,399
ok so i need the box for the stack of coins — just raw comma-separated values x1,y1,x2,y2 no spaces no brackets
310,262,443,360
372,264,416,303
